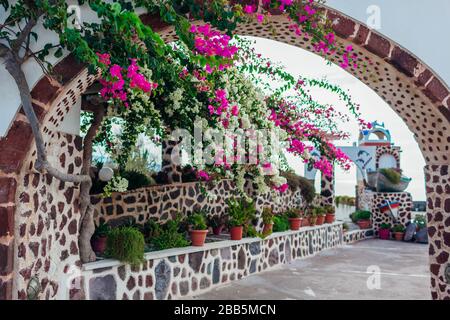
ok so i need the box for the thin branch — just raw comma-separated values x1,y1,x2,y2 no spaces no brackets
11,17,36,53
2,47,91,184
0,42,9,57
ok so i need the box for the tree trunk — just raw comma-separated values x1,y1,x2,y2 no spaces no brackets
78,102,105,263
2,46,101,263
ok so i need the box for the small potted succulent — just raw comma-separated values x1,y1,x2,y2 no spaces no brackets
324,205,336,224
342,223,349,233
286,208,303,231
379,223,391,240
315,207,326,225
302,210,310,227
92,221,110,255
356,210,372,229
188,211,209,246
262,207,275,235
208,215,226,236
414,214,427,231
308,208,318,226
227,198,255,241
391,224,406,241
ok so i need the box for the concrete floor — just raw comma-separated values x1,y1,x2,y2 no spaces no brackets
189,239,431,300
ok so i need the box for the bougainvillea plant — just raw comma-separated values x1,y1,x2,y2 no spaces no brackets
0,0,369,262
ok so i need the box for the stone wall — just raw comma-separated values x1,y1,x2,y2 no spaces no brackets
72,223,343,300
366,191,412,234
14,132,84,300
320,169,335,206
343,229,374,244
92,180,302,231
424,165,450,300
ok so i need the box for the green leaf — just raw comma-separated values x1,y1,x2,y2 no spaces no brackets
54,47,63,58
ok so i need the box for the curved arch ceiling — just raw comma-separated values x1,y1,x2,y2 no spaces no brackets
326,0,450,86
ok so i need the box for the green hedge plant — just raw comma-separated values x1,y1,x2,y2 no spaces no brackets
150,215,189,250
273,215,290,232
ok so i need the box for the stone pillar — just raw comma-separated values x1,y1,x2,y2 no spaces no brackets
0,177,16,300
424,165,450,300
320,168,335,206
369,192,412,234
161,137,182,184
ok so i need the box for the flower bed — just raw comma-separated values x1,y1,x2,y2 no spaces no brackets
77,222,344,300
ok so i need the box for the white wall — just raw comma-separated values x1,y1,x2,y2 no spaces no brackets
0,1,131,137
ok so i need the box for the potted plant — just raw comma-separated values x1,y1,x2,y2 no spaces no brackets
316,207,326,225
392,224,406,241
273,215,290,232
324,205,336,224
227,198,255,240
106,226,145,266
414,214,427,231
187,211,209,246
355,210,372,229
208,215,226,236
286,208,303,231
302,210,310,227
262,207,275,234
379,223,391,240
308,208,318,226
342,223,349,233
92,222,110,255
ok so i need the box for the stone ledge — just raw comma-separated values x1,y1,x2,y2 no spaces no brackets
83,222,344,272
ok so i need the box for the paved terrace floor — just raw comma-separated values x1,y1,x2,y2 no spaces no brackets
188,239,431,300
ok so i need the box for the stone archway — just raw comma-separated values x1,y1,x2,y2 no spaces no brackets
0,6,449,300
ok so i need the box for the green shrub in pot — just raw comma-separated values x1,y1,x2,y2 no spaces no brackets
273,215,290,232
106,227,145,266
150,215,189,250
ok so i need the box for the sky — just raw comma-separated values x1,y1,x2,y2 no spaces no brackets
247,36,427,201
239,0,450,202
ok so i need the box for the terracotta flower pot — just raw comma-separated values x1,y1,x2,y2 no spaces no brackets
263,223,273,234
325,213,335,224
309,217,317,226
288,218,302,231
357,219,371,229
302,218,310,227
394,232,404,241
190,230,209,246
92,236,107,255
316,215,325,225
230,226,243,240
379,228,390,240
212,225,224,236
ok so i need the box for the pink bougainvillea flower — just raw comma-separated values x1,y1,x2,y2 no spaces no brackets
109,64,122,78
96,52,111,66
244,5,254,14
274,183,289,193
196,170,211,181
304,4,316,16
257,14,265,24
231,105,239,116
